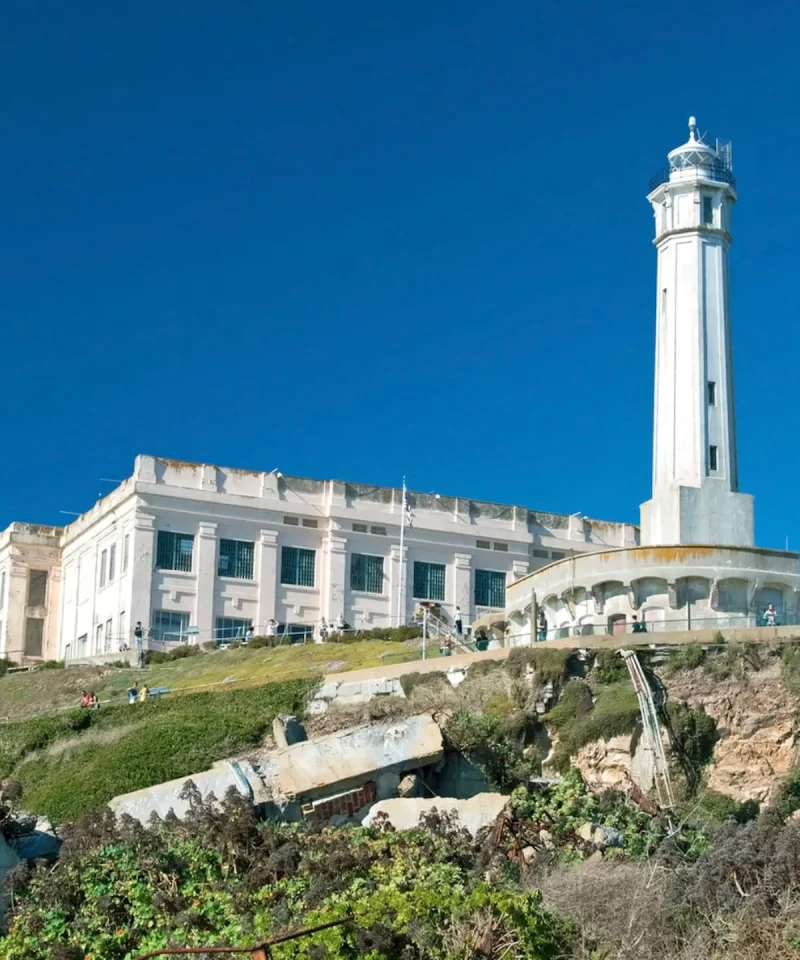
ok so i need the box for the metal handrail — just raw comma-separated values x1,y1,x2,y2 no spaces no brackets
649,162,736,192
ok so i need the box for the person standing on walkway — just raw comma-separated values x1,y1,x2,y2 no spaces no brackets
134,622,144,648
453,607,463,636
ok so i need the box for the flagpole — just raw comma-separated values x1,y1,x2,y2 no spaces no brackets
397,477,406,626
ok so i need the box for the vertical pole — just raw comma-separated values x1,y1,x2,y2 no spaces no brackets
396,478,406,627
422,607,428,660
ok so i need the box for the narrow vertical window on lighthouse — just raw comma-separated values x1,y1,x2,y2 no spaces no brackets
708,381,716,406
702,196,713,225
709,445,718,471
661,288,667,321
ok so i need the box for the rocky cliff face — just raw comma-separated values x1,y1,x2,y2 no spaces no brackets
568,660,798,804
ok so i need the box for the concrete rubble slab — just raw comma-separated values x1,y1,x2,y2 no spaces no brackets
258,713,443,802
362,793,510,837
109,759,267,824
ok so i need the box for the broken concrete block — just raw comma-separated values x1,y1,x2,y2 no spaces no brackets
109,759,267,824
577,822,596,843
362,793,509,837
521,845,536,863
259,714,444,802
272,715,307,749
397,774,421,798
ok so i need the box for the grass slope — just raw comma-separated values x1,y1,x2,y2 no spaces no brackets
2,680,314,822
0,640,418,721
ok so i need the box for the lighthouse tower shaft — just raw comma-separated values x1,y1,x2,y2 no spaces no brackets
640,119,754,547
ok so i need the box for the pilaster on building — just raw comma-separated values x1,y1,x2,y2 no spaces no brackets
0,456,637,660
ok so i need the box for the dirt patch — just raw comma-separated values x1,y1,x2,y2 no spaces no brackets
17,725,137,767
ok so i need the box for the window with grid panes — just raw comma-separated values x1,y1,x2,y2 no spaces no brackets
215,617,252,641
156,531,195,572
151,610,190,641
218,539,255,579
413,561,445,601
350,554,384,594
474,569,506,608
281,546,316,586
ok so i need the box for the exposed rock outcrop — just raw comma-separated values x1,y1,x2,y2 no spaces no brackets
667,661,798,803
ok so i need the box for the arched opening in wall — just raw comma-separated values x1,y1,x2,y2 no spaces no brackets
632,577,668,610
607,613,627,636
539,595,560,640
597,581,625,606
642,607,665,632
676,577,711,630
578,615,599,637
755,585,787,626
716,578,750,628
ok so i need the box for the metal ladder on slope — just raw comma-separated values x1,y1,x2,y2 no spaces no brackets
620,649,675,810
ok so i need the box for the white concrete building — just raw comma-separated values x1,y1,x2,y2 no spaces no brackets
0,524,63,661
506,117,800,639
0,456,637,661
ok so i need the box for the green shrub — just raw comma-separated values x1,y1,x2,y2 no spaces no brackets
147,644,203,664
545,682,640,773
444,709,538,788
665,702,718,794
6,679,315,822
0,658,17,677
38,659,65,670
665,643,705,673
0,799,575,960
399,671,445,697
328,625,421,644
248,634,281,649
781,643,800,698
692,790,759,825
775,769,800,819
506,647,572,682
592,649,629,685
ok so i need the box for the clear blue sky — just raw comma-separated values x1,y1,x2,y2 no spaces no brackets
3,0,799,548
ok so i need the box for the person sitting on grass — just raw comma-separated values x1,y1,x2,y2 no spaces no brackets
80,691,91,709
127,682,138,705
138,684,150,703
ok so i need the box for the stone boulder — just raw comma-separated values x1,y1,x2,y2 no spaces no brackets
363,793,509,837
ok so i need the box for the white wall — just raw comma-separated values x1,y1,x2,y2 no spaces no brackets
42,456,638,657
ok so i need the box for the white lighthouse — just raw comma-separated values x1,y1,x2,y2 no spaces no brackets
640,117,754,547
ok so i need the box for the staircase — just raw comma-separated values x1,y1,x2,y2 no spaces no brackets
410,608,473,655
620,649,675,810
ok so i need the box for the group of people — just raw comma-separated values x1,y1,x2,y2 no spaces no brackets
79,690,99,709
126,682,150,705
317,615,349,642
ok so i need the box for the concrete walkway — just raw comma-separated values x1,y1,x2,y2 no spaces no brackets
322,623,800,686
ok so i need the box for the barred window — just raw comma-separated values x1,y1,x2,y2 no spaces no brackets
474,569,506,608
413,561,445,601
156,531,195,572
218,539,255,579
351,554,384,594
28,570,48,606
281,546,316,587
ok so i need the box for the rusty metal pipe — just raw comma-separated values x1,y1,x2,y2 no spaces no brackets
132,916,349,959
